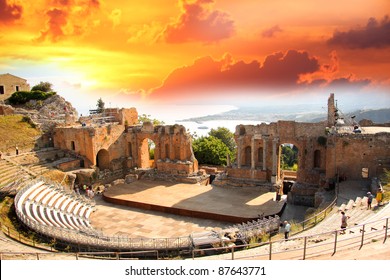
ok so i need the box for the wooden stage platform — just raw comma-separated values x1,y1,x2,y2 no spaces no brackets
103,180,286,223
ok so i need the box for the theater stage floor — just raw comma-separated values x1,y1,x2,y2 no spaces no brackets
89,180,285,238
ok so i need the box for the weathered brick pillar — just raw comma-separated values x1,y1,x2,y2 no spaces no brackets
251,136,255,169
271,138,279,183
262,137,267,171
237,137,242,168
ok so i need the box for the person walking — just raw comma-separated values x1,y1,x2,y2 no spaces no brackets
367,192,374,210
340,211,349,234
376,188,384,206
283,220,291,240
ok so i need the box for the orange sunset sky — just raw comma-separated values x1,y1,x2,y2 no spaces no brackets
1,0,389,117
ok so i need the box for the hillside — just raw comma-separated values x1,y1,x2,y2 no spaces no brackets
0,93,78,155
180,106,390,124
0,115,42,154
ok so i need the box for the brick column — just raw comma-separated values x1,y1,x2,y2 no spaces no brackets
237,137,242,168
272,138,278,176
251,136,255,169
262,137,267,171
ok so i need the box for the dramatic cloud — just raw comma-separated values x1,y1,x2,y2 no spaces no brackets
38,8,68,42
162,0,235,43
153,50,322,100
327,76,371,89
262,25,283,38
36,0,100,42
0,0,23,24
328,15,390,49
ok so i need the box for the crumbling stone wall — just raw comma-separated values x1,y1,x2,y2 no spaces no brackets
326,133,390,180
232,120,328,185
54,119,198,176
126,123,197,175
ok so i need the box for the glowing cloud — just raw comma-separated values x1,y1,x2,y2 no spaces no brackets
262,25,283,38
328,15,390,49
36,0,101,42
162,0,235,43
0,0,23,24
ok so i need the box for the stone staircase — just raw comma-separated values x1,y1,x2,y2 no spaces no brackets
295,195,378,237
0,158,32,196
190,180,389,260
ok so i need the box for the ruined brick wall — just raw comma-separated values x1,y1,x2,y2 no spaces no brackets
53,124,124,168
326,133,390,180
54,121,198,175
0,73,30,101
125,123,198,175
57,159,81,171
104,107,138,125
233,120,328,184
227,167,268,181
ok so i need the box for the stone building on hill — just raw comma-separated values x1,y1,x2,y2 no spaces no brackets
0,73,30,101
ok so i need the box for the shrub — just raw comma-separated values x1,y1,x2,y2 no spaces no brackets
8,90,56,105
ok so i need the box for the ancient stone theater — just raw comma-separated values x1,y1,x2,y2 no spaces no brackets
52,94,390,209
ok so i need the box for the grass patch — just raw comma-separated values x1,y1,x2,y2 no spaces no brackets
0,115,41,153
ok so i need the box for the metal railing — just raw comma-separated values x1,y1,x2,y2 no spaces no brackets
294,195,338,233
191,216,389,260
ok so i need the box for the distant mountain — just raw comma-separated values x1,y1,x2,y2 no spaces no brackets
345,108,390,124
180,106,390,124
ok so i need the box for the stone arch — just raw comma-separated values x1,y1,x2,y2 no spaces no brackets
96,149,110,170
280,143,299,165
140,138,156,169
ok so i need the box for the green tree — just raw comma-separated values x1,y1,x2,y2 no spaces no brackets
209,127,236,151
31,81,53,92
96,98,105,113
138,113,165,125
281,145,298,170
193,136,234,166
381,169,390,185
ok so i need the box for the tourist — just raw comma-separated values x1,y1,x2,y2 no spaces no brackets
367,192,374,210
88,187,94,199
15,146,18,155
376,188,384,206
340,211,349,234
74,184,80,195
83,184,87,193
283,221,291,240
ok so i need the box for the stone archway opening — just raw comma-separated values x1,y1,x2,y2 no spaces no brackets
280,143,299,194
140,138,156,169
96,149,110,170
